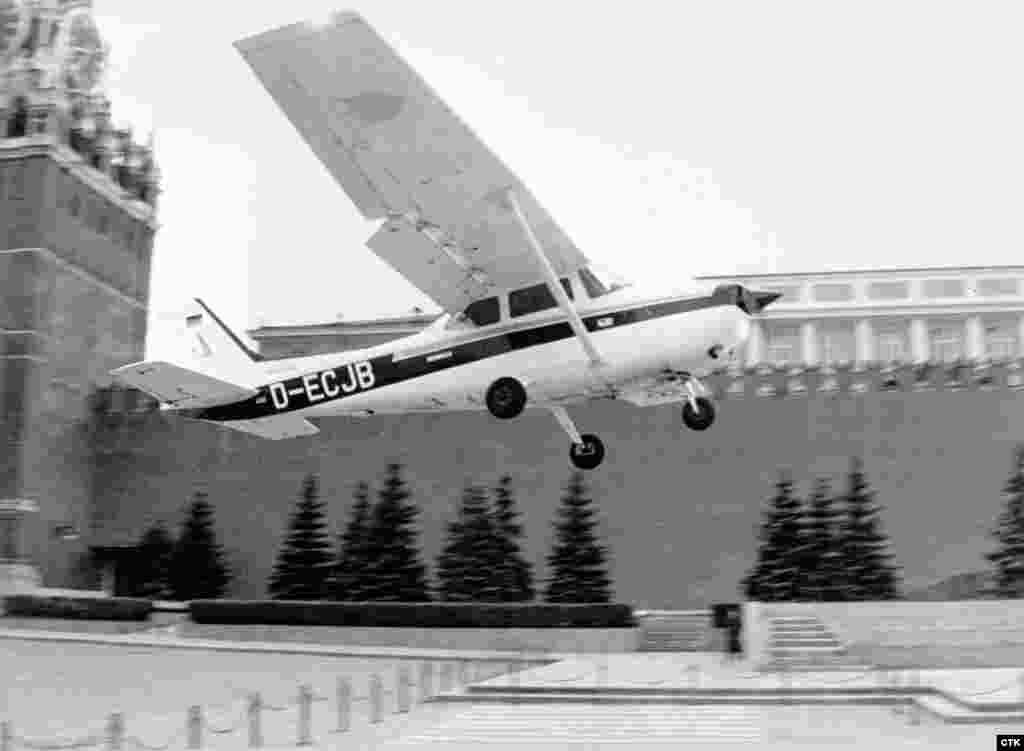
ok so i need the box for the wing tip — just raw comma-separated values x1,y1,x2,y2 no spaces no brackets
234,11,368,54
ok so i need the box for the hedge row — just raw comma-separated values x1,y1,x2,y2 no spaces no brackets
3,595,153,621
190,600,636,628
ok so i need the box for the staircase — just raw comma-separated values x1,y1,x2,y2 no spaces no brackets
764,614,869,670
638,610,713,652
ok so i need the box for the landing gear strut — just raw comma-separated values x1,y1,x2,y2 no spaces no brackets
551,405,605,470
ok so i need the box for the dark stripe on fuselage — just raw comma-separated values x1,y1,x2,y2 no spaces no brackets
186,295,729,422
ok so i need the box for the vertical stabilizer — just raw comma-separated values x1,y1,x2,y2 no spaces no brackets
183,299,264,387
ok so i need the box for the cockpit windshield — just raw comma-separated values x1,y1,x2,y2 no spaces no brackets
580,265,632,299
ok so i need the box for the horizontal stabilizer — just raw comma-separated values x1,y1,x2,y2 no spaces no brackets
220,415,320,440
111,360,258,409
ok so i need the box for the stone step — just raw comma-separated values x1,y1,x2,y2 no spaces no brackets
770,639,843,648
916,694,1024,724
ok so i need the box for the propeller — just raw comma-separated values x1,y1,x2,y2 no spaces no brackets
713,284,783,315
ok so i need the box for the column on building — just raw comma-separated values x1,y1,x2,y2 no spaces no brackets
800,320,817,367
855,318,874,368
911,318,930,363
1018,314,1024,359
966,315,985,361
745,319,765,367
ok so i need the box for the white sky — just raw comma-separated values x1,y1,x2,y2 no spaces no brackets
87,1,1024,359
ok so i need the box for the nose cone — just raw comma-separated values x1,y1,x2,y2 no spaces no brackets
753,291,782,309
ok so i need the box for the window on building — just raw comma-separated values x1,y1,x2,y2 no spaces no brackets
977,278,1019,297
929,322,964,362
875,322,910,363
98,211,109,235
68,193,80,217
509,279,573,318
923,279,965,298
985,320,1018,360
812,283,854,302
868,281,909,300
766,323,801,365
818,322,856,365
462,297,500,327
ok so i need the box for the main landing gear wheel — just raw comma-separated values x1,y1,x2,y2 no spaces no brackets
682,397,716,431
486,377,527,419
569,433,605,470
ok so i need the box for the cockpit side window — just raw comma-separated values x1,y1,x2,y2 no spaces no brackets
509,279,573,318
462,296,501,326
579,267,609,299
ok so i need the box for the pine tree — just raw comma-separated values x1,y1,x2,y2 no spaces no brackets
837,457,901,600
491,475,535,601
268,474,334,600
329,481,373,601
125,522,174,599
741,470,805,601
362,464,431,601
544,472,613,603
986,445,1024,598
436,483,503,601
800,478,844,601
167,492,231,600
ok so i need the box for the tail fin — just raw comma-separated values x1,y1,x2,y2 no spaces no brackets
110,299,264,408
185,298,264,374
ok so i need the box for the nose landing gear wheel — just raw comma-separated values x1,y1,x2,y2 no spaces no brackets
486,377,527,419
569,433,605,470
682,397,716,431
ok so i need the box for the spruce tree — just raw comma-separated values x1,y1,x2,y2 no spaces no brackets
544,472,613,603
362,464,431,601
125,522,174,599
330,481,373,601
167,492,231,600
436,483,503,601
741,470,805,601
837,457,901,600
491,475,535,601
268,474,334,600
986,445,1024,598
800,478,844,601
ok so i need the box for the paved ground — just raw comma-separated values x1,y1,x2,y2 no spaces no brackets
0,639,500,750
3,633,1022,750
479,652,1024,704
376,704,1007,749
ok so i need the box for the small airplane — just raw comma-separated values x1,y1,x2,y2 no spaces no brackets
110,12,779,470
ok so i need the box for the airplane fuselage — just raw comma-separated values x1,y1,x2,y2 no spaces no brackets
182,287,749,428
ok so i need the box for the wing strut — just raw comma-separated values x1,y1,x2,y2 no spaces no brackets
505,189,604,367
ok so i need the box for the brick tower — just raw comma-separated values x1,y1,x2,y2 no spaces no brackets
0,0,159,591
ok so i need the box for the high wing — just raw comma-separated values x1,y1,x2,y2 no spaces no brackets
235,12,590,314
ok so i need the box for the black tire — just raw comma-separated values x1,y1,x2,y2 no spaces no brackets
485,377,527,419
682,397,716,431
569,433,605,470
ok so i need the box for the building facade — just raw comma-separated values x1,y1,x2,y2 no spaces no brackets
696,266,1024,368
0,0,159,591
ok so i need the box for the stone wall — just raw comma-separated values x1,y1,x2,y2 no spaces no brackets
88,386,1024,607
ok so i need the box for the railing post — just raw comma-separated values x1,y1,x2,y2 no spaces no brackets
247,692,262,748
106,712,124,751
458,661,470,687
336,676,351,734
397,664,411,713
1019,669,1024,703
370,673,383,724
421,661,434,702
2,720,12,751
187,705,202,750
297,684,312,746
440,662,454,693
